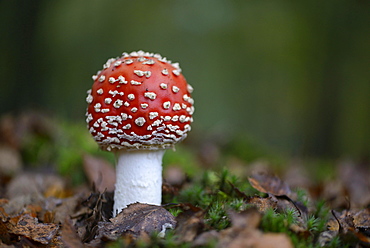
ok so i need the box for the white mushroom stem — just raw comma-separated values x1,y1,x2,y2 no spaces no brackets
113,149,165,216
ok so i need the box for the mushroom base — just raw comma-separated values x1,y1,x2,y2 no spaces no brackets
113,149,165,216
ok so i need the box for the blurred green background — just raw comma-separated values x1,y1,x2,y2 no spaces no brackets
0,0,369,158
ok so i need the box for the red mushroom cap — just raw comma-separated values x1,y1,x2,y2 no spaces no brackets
86,51,194,151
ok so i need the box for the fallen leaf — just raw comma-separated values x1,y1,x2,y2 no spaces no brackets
320,180,349,209
176,211,204,243
246,195,278,213
174,203,205,243
1,194,43,217
97,203,176,241
227,181,249,199
248,171,307,218
347,209,370,244
325,209,370,246
248,171,292,197
6,214,59,245
43,211,55,224
0,205,9,221
0,221,11,245
6,172,66,200
353,208,370,230
318,230,338,247
251,232,294,248
218,208,293,248
23,204,42,219
77,191,109,243
52,195,81,225
338,160,370,208
0,239,15,248
328,210,355,233
192,230,219,247
162,181,179,197
228,208,261,230
61,217,84,248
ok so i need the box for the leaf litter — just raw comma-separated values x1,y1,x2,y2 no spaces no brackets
0,111,369,247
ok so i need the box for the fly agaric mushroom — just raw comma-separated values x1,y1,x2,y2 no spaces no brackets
85,51,194,215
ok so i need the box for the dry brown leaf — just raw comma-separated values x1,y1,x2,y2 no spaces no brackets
61,217,84,248
82,154,116,192
162,181,179,196
248,171,292,197
1,194,44,218
6,214,59,245
77,191,108,243
192,230,219,247
6,173,66,200
97,203,176,241
338,160,370,208
348,209,370,245
328,210,355,233
44,183,71,199
228,208,261,230
0,206,8,222
353,208,370,229
320,180,349,209
325,209,370,246
219,230,288,248
174,203,205,243
23,204,42,218
218,208,293,248
0,221,11,245
0,199,9,205
173,202,204,213
253,232,294,248
43,211,55,224
221,231,293,248
246,195,278,213
52,195,81,225
175,211,205,243
227,181,249,199
0,239,15,248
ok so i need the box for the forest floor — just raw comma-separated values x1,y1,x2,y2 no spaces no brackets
0,111,369,248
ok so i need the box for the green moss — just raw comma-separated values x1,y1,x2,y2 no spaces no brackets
177,183,212,207
205,201,230,230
